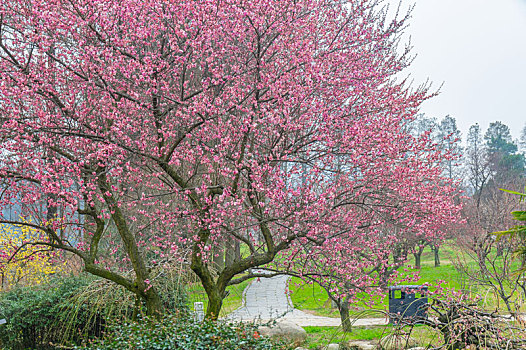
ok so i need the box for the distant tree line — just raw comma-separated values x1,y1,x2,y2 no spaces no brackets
406,116,525,272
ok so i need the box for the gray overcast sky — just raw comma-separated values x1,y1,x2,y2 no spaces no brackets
387,0,526,142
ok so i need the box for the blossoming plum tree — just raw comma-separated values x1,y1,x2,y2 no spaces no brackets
0,0,460,318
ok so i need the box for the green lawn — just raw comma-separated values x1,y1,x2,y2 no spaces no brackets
288,242,523,318
301,325,443,349
288,251,465,318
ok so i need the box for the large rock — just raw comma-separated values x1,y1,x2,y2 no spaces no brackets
348,340,377,350
379,334,418,350
258,321,307,346
326,344,340,350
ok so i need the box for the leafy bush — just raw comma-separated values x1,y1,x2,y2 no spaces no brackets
81,316,288,350
0,274,97,349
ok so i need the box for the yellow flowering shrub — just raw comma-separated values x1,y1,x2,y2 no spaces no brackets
0,221,62,290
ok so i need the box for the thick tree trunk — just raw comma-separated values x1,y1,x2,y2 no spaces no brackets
191,235,225,321
144,289,164,317
206,288,224,320
83,260,164,318
413,243,425,269
339,299,353,333
190,223,278,321
191,267,224,320
413,253,422,269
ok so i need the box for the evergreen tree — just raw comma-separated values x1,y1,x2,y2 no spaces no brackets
484,121,525,180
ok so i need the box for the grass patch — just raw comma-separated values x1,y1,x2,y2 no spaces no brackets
288,277,341,317
288,242,484,318
304,326,389,340
302,325,443,349
302,326,381,349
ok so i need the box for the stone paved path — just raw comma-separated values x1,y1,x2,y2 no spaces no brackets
226,270,388,327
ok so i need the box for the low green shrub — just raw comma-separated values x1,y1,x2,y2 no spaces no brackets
0,274,97,349
0,272,191,349
80,316,288,350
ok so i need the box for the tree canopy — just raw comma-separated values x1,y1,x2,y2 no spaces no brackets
0,0,460,318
